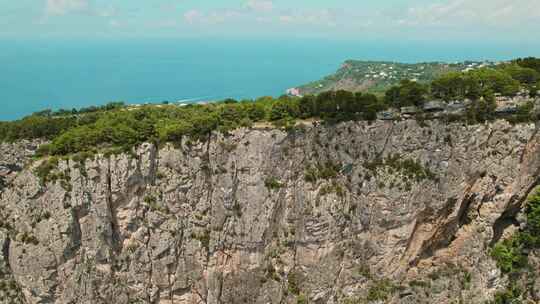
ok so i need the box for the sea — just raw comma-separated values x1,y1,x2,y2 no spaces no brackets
1,38,538,121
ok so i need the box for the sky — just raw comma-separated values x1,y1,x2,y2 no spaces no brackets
1,0,540,43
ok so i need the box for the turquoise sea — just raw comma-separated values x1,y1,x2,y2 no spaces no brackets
0,38,538,121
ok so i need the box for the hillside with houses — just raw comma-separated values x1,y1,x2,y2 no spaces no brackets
290,60,499,96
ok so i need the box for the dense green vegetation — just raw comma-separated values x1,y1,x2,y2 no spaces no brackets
18,93,388,157
0,58,539,158
515,57,540,74
385,79,428,108
34,102,126,117
490,236,528,274
0,102,125,142
431,59,540,102
0,115,79,142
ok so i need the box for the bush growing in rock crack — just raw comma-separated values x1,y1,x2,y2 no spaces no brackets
488,187,540,303
265,177,283,190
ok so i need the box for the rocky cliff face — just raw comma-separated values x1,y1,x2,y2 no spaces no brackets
0,119,539,304
0,140,44,192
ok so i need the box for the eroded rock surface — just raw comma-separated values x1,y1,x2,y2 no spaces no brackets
0,120,539,304
0,140,44,192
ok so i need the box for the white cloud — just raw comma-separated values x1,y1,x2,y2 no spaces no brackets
180,0,540,36
45,0,118,19
277,9,339,27
182,4,343,29
400,0,540,28
183,9,244,25
184,9,202,24
108,19,120,27
182,1,276,26
245,0,273,13
45,0,89,15
207,10,242,24
97,6,117,18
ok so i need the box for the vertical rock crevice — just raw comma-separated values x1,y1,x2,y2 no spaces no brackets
106,157,122,254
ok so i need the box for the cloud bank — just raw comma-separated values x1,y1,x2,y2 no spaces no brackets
13,0,539,40
45,0,89,15
401,0,540,27
245,0,274,12
180,0,540,34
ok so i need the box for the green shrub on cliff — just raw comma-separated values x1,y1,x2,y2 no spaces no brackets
366,279,397,302
287,271,301,295
489,187,540,302
363,154,436,183
34,157,60,185
265,177,283,190
296,294,308,304
520,188,540,248
464,94,497,123
486,284,522,304
507,101,537,124
490,236,528,274
304,161,341,183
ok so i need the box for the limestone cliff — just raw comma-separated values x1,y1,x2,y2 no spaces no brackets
1,119,539,304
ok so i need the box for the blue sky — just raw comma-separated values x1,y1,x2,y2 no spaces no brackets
1,0,539,42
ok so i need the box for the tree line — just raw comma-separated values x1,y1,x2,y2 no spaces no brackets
34,92,387,156
0,57,538,157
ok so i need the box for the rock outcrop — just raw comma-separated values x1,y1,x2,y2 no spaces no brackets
0,119,539,304
0,140,43,193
